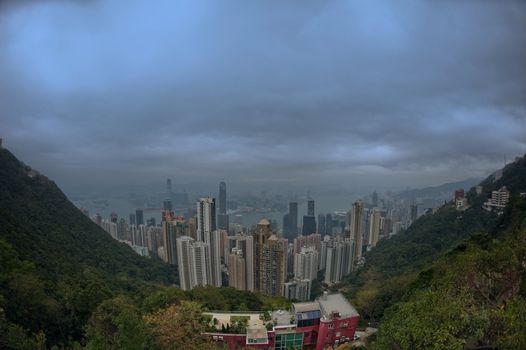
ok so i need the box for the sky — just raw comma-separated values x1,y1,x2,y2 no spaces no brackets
1,0,526,196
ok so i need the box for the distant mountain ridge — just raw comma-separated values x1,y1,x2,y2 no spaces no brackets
397,177,481,200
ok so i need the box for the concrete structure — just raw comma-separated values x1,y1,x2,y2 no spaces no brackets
483,186,510,213
294,246,318,280
284,278,312,301
293,233,321,255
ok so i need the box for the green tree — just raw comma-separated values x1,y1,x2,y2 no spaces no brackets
85,297,154,350
145,301,211,350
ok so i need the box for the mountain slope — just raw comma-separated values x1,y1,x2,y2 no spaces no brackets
373,186,526,349
0,148,176,347
343,154,526,324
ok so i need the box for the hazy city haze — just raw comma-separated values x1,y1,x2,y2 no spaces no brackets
1,0,525,194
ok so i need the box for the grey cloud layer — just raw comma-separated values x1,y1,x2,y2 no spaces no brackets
1,0,525,192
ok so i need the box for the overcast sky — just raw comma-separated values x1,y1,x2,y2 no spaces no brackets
1,0,525,195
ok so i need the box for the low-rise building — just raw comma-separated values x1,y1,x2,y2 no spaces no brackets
205,292,359,350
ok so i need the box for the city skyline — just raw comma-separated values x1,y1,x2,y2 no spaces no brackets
1,1,525,194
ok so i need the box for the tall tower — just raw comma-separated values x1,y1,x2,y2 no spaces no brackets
164,178,173,211
228,248,246,291
135,208,144,226
254,218,286,296
196,197,216,242
225,234,254,291
294,246,319,280
218,182,229,231
368,208,381,248
350,201,364,264
307,199,315,217
176,236,212,291
176,236,194,291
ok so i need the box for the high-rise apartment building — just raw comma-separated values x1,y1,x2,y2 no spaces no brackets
294,247,319,280
324,238,354,284
176,236,212,291
164,178,173,211
349,201,364,264
293,233,321,255
197,197,216,242
368,208,380,248
224,234,254,291
307,199,315,217
228,248,246,290
135,208,144,226
254,218,287,297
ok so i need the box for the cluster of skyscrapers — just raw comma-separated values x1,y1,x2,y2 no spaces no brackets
91,183,422,301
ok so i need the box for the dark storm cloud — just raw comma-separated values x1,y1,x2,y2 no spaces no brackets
1,0,525,192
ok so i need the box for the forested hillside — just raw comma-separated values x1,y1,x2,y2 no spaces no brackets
0,148,290,349
343,155,526,349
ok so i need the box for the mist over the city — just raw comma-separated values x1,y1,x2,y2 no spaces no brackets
1,0,525,197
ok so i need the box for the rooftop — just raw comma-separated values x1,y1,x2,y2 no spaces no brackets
292,301,319,313
317,293,359,320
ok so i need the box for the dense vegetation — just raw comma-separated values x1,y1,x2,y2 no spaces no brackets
0,148,289,349
343,155,526,349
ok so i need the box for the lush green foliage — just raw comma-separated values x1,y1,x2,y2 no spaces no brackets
357,155,526,349
344,154,526,326
0,149,177,347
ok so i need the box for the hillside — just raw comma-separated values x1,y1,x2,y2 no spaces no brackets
0,148,177,347
342,155,526,348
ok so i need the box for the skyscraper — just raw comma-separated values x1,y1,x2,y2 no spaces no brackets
302,215,316,235
135,208,144,226
164,178,173,211
350,201,364,264
218,181,229,231
294,246,319,280
368,208,381,248
324,238,354,284
196,197,216,242
176,236,212,291
205,229,222,287
224,234,254,291
307,199,315,217
228,248,246,291
254,218,287,297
